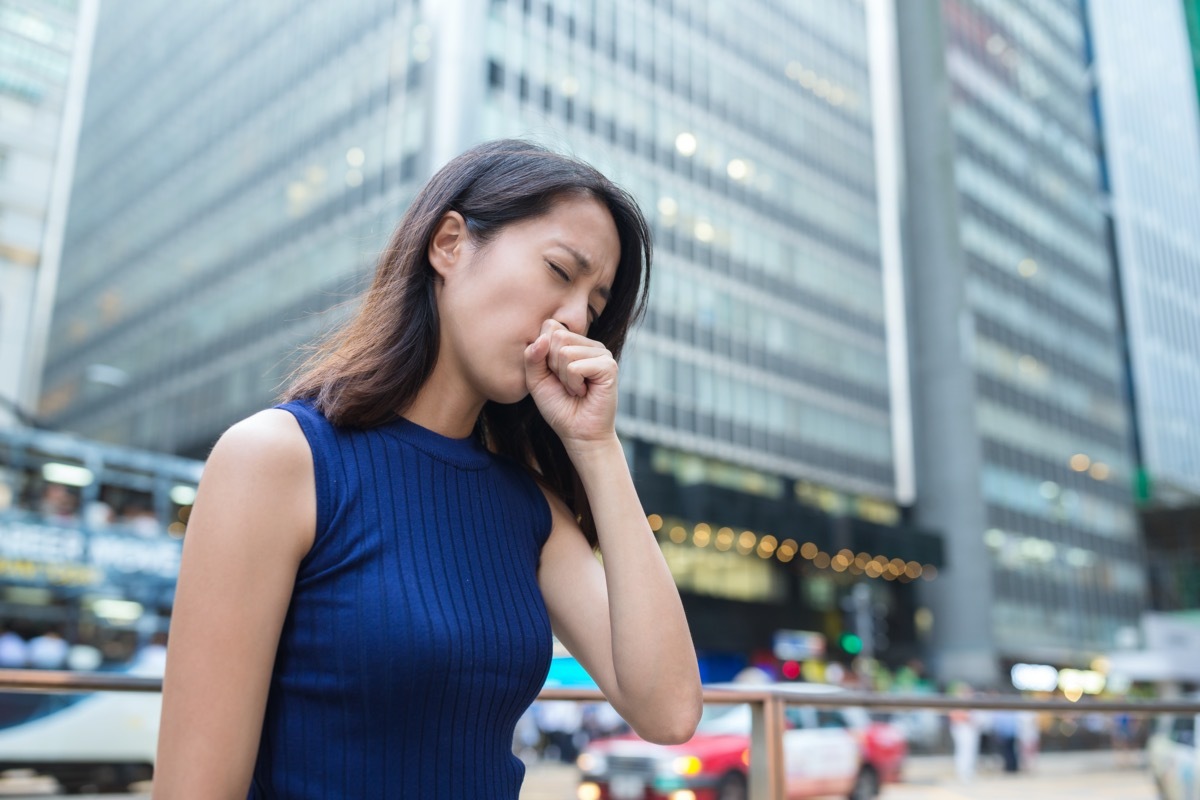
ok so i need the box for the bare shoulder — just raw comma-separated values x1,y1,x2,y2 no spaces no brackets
205,409,313,484
213,407,309,460
196,408,316,558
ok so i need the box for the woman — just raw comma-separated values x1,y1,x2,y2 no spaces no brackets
153,139,703,798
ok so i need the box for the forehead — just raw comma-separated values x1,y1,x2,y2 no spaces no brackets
515,195,621,276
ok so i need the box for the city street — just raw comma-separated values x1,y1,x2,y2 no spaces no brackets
0,751,1158,798
3,1,1198,799
517,751,1158,800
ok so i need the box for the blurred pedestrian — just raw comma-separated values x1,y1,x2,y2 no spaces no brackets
132,632,168,676
0,628,27,668
538,699,584,763
27,629,68,669
155,140,703,799
66,640,103,671
991,707,1021,773
583,700,626,741
1111,711,1136,767
39,483,77,522
1017,709,1040,771
949,684,982,783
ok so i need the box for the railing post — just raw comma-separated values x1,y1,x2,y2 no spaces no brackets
749,692,786,800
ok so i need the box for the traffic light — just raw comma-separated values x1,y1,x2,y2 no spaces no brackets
840,582,892,659
872,606,890,655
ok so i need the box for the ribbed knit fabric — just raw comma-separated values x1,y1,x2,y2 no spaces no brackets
248,398,554,799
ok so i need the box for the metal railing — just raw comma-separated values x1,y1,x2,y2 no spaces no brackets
5,669,1200,800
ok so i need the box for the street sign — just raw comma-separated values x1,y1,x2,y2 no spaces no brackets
773,629,826,661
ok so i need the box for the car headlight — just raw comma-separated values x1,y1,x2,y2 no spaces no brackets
658,755,703,776
576,752,606,774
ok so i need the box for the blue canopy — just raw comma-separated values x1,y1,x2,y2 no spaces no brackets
542,655,598,689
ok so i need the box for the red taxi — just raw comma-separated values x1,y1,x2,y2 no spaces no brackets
576,684,905,800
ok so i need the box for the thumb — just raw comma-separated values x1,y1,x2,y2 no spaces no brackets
524,334,552,386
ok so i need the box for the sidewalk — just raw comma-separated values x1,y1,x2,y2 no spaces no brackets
901,747,1145,783
885,750,1154,799
518,749,1153,800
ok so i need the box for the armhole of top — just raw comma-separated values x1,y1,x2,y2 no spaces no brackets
527,473,555,550
273,401,333,560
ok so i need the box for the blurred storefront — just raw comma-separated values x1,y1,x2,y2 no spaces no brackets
629,440,944,682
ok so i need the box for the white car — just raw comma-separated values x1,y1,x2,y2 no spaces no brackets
1148,712,1199,800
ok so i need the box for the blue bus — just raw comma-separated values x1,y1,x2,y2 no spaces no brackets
0,423,203,792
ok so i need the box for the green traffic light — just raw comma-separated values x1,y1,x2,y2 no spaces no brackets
840,632,863,655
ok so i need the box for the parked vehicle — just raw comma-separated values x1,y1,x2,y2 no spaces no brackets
576,683,906,800
0,654,163,794
1148,710,1199,800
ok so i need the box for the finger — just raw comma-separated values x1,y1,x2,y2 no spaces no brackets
541,318,568,340
566,354,618,391
546,328,604,372
543,319,603,349
523,334,552,386
547,344,609,383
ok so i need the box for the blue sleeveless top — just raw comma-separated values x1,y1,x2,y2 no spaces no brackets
249,399,554,799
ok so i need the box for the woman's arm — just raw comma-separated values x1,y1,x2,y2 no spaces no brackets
526,319,702,744
536,451,703,745
153,409,316,799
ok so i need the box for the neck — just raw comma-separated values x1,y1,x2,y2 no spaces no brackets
401,368,485,439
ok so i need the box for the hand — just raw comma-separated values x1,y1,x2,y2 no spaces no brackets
524,319,619,450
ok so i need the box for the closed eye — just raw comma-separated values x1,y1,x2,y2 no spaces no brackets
549,261,600,325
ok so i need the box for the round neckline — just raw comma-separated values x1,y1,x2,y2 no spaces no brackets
378,414,493,470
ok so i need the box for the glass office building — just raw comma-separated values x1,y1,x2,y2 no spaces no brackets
899,0,1146,681
477,0,908,495
1186,0,1200,107
0,0,96,423
41,0,432,452
473,0,939,666
1089,0,1200,503
43,0,941,671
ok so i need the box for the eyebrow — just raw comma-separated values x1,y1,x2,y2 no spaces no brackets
553,240,611,302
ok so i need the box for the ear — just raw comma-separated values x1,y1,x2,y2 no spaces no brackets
428,211,469,279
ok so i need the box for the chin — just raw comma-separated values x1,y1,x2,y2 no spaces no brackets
488,382,532,406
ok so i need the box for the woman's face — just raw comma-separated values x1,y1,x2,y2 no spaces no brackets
432,194,622,405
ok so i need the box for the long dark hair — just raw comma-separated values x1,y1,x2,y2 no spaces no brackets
282,139,652,547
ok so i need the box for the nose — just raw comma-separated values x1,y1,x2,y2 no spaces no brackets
554,297,590,335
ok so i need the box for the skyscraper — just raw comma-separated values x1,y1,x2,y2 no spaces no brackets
41,0,431,450
898,0,1146,682
1185,0,1200,107
1089,0,1200,504
44,0,942,673
0,0,97,423
471,0,940,664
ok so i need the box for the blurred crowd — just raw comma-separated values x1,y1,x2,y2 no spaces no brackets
0,625,166,673
514,700,628,765
0,476,166,538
